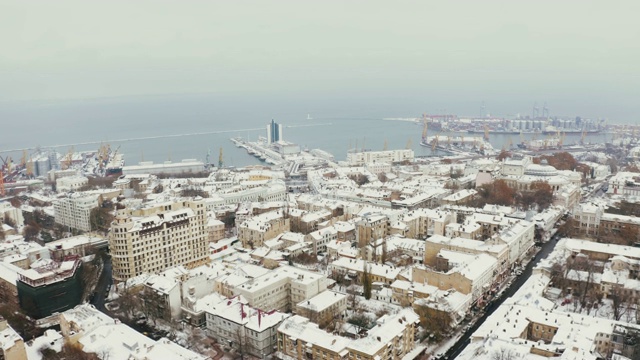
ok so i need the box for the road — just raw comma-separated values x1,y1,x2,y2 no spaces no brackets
90,252,113,312
443,237,559,360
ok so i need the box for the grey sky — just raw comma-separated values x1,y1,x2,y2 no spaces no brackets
1,0,639,119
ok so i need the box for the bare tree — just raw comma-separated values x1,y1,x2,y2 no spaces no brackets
611,287,631,321
142,287,169,326
233,326,247,360
118,283,143,320
346,285,360,311
491,347,517,360
347,313,372,334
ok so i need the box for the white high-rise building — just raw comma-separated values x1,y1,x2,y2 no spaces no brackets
53,193,100,232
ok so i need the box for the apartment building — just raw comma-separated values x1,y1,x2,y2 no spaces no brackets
53,193,100,232
290,210,333,234
109,198,209,282
334,221,356,243
347,310,419,360
295,290,347,328
207,217,225,242
490,219,535,266
276,309,419,360
413,251,497,305
329,258,402,285
445,222,482,240
424,235,509,279
306,227,338,254
204,297,289,358
0,202,24,227
238,210,290,248
573,203,603,237
231,265,328,312
0,317,27,360
56,175,88,192
356,214,388,247
17,258,84,318
390,280,438,306
277,315,350,360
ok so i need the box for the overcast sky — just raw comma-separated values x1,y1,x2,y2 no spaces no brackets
1,0,639,119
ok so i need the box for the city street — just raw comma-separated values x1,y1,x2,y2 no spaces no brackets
90,252,113,312
440,237,559,360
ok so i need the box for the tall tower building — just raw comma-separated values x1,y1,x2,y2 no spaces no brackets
266,119,283,144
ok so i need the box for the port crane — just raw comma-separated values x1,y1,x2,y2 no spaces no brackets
62,146,74,170
421,116,428,142
26,155,34,178
110,145,121,166
432,135,439,152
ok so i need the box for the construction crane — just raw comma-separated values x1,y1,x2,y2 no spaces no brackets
0,170,5,196
557,131,565,149
218,147,224,168
62,146,74,170
20,150,27,170
26,156,34,178
113,145,121,160
0,157,12,183
98,143,110,169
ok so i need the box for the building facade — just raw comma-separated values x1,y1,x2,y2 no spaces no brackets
17,258,84,318
109,199,209,282
53,193,100,232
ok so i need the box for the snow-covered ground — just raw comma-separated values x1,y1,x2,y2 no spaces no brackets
551,291,638,323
